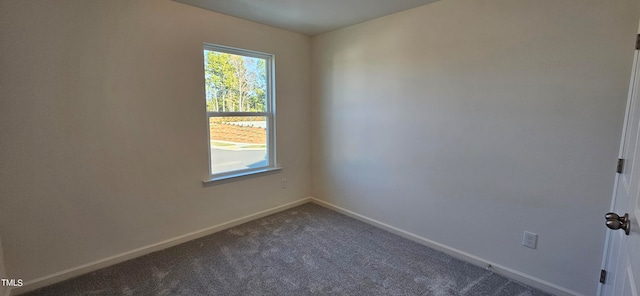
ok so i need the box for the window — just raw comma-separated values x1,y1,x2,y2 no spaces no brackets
203,44,277,182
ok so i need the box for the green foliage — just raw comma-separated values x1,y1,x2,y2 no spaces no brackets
204,50,267,113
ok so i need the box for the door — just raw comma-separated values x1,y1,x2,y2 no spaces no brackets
599,29,640,296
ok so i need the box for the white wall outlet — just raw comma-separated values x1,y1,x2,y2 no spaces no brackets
523,231,538,249
281,178,287,189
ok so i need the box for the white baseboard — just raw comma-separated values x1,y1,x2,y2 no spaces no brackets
310,197,582,296
8,197,312,296
9,196,581,296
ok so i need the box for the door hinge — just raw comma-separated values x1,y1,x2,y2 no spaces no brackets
600,269,607,284
617,158,625,174
636,34,640,50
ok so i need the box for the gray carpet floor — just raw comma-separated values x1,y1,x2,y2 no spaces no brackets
21,203,552,296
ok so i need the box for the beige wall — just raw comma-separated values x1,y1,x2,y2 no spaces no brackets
0,235,5,296
0,0,310,282
311,0,639,294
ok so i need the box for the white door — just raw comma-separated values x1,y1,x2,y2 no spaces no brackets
599,28,640,296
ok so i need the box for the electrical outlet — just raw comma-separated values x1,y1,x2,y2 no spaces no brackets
523,231,538,249
281,178,286,189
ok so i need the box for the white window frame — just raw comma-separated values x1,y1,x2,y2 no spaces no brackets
202,43,279,185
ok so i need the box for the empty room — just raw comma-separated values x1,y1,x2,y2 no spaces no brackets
1,0,640,295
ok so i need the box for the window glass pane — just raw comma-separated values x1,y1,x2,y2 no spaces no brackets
203,50,267,113
209,116,268,175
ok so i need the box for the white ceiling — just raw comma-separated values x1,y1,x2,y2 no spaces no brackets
174,0,442,36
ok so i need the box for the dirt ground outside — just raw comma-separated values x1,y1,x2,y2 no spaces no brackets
209,119,266,145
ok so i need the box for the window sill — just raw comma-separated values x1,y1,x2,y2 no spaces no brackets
202,167,282,187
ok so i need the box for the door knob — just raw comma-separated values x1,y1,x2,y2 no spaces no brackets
605,212,630,235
